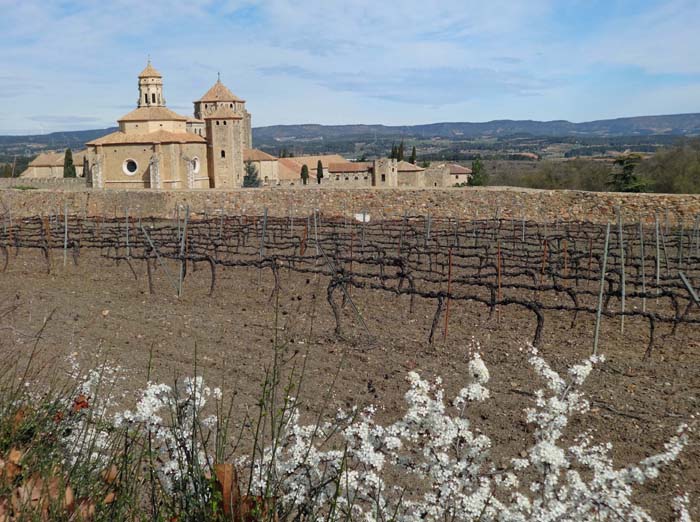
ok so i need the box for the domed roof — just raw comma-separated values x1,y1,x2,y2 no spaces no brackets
138,60,162,78
198,79,244,102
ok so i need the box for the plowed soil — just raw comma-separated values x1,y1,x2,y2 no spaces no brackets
1,248,698,519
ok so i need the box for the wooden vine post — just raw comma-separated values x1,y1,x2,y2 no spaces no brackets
443,247,453,342
593,223,611,356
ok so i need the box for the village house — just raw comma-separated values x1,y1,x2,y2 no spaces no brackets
425,163,473,187
21,150,87,178
243,148,279,185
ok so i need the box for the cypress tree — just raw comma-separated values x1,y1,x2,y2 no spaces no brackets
468,157,487,186
409,146,417,165
63,148,76,178
316,160,324,184
390,144,397,159
398,140,405,162
301,164,309,185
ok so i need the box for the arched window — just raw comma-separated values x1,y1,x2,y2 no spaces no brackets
152,93,156,103
221,150,226,158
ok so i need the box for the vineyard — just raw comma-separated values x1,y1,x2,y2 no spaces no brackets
2,209,699,359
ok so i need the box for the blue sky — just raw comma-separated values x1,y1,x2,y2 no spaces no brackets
1,0,699,134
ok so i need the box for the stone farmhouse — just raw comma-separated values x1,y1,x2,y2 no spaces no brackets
22,150,87,178
264,156,472,188
19,62,471,189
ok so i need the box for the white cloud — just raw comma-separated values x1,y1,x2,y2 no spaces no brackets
0,0,698,133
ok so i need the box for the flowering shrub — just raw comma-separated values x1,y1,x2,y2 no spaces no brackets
114,376,221,495
244,348,694,521
7,346,690,521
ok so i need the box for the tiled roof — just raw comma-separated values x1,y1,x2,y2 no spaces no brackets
86,130,205,146
244,148,277,162
198,80,244,102
277,154,349,180
449,163,472,175
138,62,162,78
118,106,188,122
397,160,425,172
328,162,372,173
278,158,303,181
202,105,241,119
292,154,347,168
27,150,87,167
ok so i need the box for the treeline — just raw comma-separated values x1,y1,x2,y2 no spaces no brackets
0,156,31,177
489,139,700,194
564,145,659,157
639,139,700,193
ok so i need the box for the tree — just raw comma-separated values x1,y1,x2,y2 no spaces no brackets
637,139,700,194
398,140,405,162
0,164,12,178
608,154,647,192
300,164,309,185
243,160,261,187
519,159,610,191
316,160,324,184
63,148,76,178
468,157,487,186
409,146,417,165
390,144,398,160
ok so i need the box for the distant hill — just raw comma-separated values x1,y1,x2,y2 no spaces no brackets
252,113,700,143
2,113,700,157
0,128,118,157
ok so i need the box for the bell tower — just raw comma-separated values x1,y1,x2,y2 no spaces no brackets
137,60,165,108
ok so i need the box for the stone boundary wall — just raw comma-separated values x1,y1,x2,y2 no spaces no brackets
1,187,699,223
0,178,87,190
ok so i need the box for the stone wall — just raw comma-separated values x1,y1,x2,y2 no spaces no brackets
0,178,87,190
1,186,699,223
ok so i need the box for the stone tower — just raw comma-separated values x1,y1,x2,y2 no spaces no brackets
373,158,398,187
138,60,165,108
194,77,252,149
204,105,244,188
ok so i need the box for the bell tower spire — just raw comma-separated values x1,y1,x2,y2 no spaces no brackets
137,60,165,108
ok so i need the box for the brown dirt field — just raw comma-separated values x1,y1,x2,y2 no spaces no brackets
1,248,698,519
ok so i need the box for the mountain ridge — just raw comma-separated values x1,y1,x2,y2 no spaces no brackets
1,113,699,155
252,113,700,141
